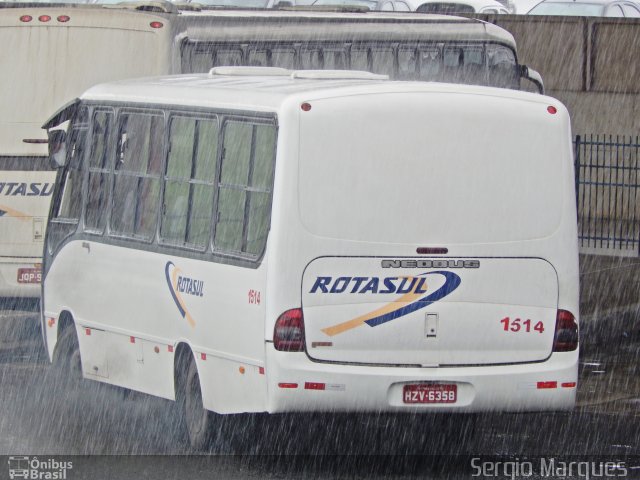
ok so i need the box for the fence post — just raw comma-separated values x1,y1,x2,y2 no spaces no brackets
574,135,581,222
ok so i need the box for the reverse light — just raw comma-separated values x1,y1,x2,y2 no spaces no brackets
274,308,305,352
553,309,578,352
305,382,326,390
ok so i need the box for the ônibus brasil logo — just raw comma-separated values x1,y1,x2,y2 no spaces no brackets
165,261,204,328
310,271,461,336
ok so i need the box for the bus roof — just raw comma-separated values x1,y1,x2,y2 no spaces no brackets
182,12,512,44
180,7,478,20
178,9,514,45
80,68,547,112
0,2,514,46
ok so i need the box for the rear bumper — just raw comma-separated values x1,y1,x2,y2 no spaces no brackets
265,346,578,413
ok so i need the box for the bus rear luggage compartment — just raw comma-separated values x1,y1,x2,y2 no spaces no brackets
302,256,558,366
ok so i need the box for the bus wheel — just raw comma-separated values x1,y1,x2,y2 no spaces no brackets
183,357,217,450
52,325,82,384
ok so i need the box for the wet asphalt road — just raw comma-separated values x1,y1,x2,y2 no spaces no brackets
0,307,639,479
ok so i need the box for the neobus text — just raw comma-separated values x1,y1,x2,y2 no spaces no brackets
381,259,480,269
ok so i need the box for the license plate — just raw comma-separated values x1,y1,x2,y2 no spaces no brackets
17,267,41,284
403,384,457,404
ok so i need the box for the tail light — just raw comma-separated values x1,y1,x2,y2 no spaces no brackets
553,309,578,352
274,308,305,352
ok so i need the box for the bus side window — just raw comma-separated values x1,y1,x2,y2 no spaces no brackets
213,48,243,68
461,45,487,86
299,47,323,69
47,107,88,254
247,45,296,69
487,45,518,89
244,124,276,256
161,115,219,249
418,46,442,81
58,128,87,220
442,45,486,85
323,48,347,70
442,46,463,83
110,111,164,241
247,48,268,67
370,47,395,76
190,45,214,73
398,46,419,80
350,46,370,72
299,45,348,70
214,120,276,258
84,109,113,233
269,47,296,69
215,121,251,252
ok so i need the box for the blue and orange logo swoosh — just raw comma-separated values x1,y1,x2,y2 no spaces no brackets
0,205,30,221
321,271,461,337
165,261,196,328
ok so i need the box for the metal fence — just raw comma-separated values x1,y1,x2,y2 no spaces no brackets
574,134,640,256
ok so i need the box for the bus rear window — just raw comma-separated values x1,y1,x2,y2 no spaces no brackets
298,93,565,245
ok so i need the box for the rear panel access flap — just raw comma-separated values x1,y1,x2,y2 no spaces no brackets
302,257,558,366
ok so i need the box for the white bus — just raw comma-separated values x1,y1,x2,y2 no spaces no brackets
0,1,543,300
1,2,179,299
42,68,578,448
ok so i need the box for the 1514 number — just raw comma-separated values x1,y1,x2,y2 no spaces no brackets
500,317,544,333
248,289,261,305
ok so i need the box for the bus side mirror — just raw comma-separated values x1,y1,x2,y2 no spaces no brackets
48,130,67,169
519,65,544,94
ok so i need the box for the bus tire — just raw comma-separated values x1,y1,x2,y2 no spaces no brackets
52,324,82,384
183,356,218,450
